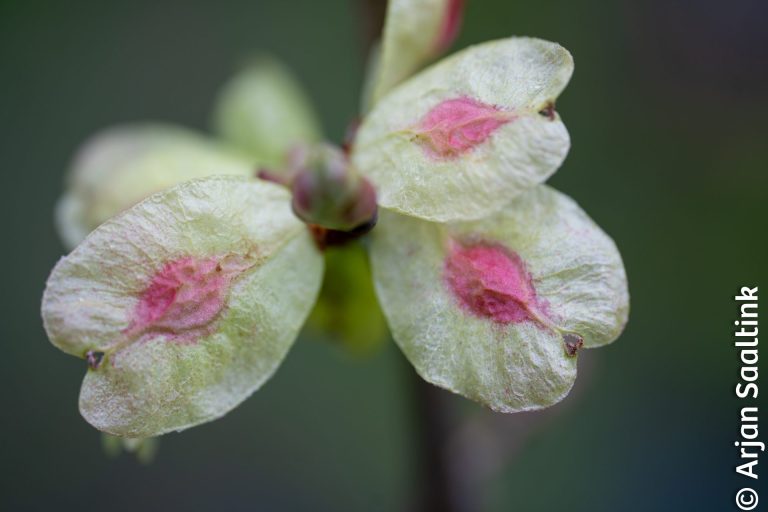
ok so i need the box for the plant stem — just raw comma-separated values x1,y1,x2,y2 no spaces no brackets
358,0,387,55
410,370,475,512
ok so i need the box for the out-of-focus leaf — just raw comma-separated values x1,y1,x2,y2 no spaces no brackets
212,57,322,167
56,124,253,249
101,434,159,464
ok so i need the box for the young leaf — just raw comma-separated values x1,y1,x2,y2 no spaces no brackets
56,124,254,249
369,185,628,412
43,176,324,437
352,37,574,222
366,0,465,108
212,57,322,167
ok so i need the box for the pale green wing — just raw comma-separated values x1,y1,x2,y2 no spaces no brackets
353,37,574,222
212,57,322,166
366,0,463,108
56,124,254,249
370,186,628,412
43,176,323,437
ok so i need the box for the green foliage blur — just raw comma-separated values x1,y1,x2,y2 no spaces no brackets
1,0,765,510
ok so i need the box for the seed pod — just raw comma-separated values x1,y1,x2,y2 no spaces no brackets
353,37,573,222
370,185,628,412
43,176,324,437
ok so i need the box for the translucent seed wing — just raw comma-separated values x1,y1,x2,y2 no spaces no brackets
211,57,322,166
353,37,574,222
56,124,254,249
366,0,464,108
369,186,628,412
43,176,323,436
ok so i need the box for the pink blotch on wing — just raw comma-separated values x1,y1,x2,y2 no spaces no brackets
415,97,514,159
444,241,546,326
124,255,251,342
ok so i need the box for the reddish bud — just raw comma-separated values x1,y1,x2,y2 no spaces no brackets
290,144,378,233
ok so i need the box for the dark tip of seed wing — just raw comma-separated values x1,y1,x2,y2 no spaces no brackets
563,333,584,357
86,350,105,370
538,102,556,121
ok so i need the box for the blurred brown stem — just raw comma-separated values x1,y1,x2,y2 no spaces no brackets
411,370,476,512
356,0,387,55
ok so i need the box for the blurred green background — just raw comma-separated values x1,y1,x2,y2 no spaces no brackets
1,0,766,510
